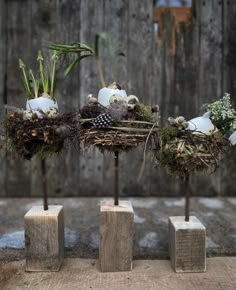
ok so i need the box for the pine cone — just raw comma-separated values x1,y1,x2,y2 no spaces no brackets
91,113,112,128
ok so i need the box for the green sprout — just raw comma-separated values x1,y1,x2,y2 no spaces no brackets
95,32,125,87
37,50,49,94
48,35,125,88
50,50,58,100
29,69,39,98
19,50,59,100
19,58,32,99
48,42,94,77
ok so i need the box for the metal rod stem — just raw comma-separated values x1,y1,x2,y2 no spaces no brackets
184,174,190,222
114,151,119,206
41,159,48,211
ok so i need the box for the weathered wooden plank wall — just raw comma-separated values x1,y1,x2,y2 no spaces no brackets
0,0,236,197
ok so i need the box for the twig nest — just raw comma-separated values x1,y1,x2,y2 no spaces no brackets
26,96,58,118
98,83,127,107
187,116,217,135
127,95,139,110
154,128,230,178
4,112,79,160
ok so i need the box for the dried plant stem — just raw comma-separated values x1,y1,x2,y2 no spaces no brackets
96,58,106,88
80,118,155,126
138,121,159,181
118,120,155,125
108,127,158,133
41,159,48,211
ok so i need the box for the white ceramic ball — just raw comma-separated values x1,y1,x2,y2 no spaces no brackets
229,131,236,145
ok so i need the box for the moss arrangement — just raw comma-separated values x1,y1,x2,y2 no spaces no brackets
154,127,229,179
4,112,80,160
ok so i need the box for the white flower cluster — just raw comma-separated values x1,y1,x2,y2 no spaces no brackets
208,93,236,132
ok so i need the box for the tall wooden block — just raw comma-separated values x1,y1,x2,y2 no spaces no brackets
99,200,134,272
24,206,64,272
169,216,206,273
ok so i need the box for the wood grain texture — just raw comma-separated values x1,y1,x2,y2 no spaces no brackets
1,258,236,290
5,0,32,197
169,216,206,273
24,205,64,271
1,0,236,197
0,0,7,196
99,200,134,272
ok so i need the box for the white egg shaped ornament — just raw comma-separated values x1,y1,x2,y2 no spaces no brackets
98,87,127,107
23,110,35,121
187,116,217,135
229,131,236,145
26,95,58,118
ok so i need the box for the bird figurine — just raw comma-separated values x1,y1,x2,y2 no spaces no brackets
108,95,128,121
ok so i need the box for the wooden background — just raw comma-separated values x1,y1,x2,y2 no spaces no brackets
0,0,236,197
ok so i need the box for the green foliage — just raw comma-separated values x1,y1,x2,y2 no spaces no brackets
50,50,58,100
29,69,39,98
37,50,49,94
160,126,178,142
95,32,125,87
133,104,153,122
208,93,236,134
19,50,59,99
48,42,94,77
48,35,125,88
19,59,32,99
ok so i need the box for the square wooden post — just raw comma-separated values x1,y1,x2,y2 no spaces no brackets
169,216,206,273
24,205,64,271
99,200,134,272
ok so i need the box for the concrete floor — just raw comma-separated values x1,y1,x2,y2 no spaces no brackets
0,257,236,290
0,197,236,261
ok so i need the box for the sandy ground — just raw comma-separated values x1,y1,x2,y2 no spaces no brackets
0,257,236,290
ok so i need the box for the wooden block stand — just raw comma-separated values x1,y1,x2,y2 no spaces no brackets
169,216,206,273
24,206,64,271
99,200,134,272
